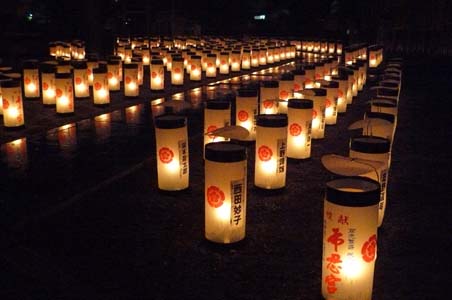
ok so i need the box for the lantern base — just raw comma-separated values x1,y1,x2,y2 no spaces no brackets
3,125,25,131
202,236,247,248
94,103,110,108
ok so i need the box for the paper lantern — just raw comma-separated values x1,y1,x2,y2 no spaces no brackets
22,60,40,99
322,177,380,300
254,114,288,190
251,48,260,67
287,99,313,159
92,67,110,106
292,69,306,92
314,62,325,81
55,73,74,114
321,81,339,125
339,68,354,105
0,75,12,115
72,61,90,98
260,80,279,115
142,46,150,65
171,56,185,85
331,74,348,113
306,88,327,139
1,79,24,128
124,45,132,63
155,115,189,191
219,52,230,75
40,64,57,105
320,41,328,53
350,136,391,226
189,55,202,81
132,57,144,85
356,59,367,90
150,58,165,90
122,63,138,97
363,111,396,143
204,100,231,149
370,99,398,118
201,50,211,71
336,42,343,55
86,57,98,86
241,49,251,70
235,88,258,141
107,59,121,91
273,46,281,62
348,65,359,97
328,42,336,55
303,65,315,89
267,47,274,64
231,50,241,72
278,73,294,114
205,54,217,78
259,48,267,65
204,142,247,244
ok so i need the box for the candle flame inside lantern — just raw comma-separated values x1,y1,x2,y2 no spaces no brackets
27,82,37,92
45,89,56,98
261,158,277,175
76,83,87,94
215,203,230,222
98,88,107,98
8,107,19,118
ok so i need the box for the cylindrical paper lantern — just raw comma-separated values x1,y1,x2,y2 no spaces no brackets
260,80,279,115
278,73,294,114
315,62,325,81
293,69,305,92
304,65,315,89
86,57,98,86
331,74,348,113
123,63,139,97
349,65,359,97
308,88,327,139
92,67,110,105
171,56,184,85
254,114,288,189
322,177,380,300
205,142,247,244
251,48,260,67
370,99,398,118
189,55,202,81
230,50,241,72
259,48,267,65
150,58,165,90
55,72,74,114
363,111,396,143
107,59,121,91
0,75,12,115
40,64,57,105
155,115,189,191
72,61,90,98
322,81,339,125
235,88,258,141
287,99,313,159
204,100,231,148
132,57,144,85
22,60,40,99
1,79,24,128
142,46,150,65
219,52,230,75
205,54,217,78
241,49,251,70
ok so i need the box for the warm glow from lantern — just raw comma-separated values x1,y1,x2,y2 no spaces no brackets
342,255,364,279
215,204,230,222
99,88,107,98
8,107,19,118
45,89,55,98
27,82,37,92
109,77,118,86
75,83,87,94
59,95,69,106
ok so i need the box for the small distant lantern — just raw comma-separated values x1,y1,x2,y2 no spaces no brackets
204,142,247,244
273,46,281,62
322,177,380,300
356,59,367,90
303,65,315,89
40,64,57,105
150,58,165,90
242,49,251,70
219,52,230,75
142,46,150,65
1,79,25,128
55,72,74,114
107,59,121,91
292,69,306,92
132,56,144,85
259,48,267,65
123,63,139,97
328,42,336,54
230,51,241,72
321,81,339,125
304,88,327,139
72,61,90,98
267,47,274,64
323,58,333,80
278,73,294,114
189,55,202,81
348,65,359,97
339,67,354,105
154,115,189,191
254,114,288,190
336,42,343,55
331,74,348,113
287,99,313,159
251,48,260,67
49,42,57,57
171,56,185,85
92,67,110,105
314,62,325,81
205,54,217,78
235,88,258,141
201,50,211,71
204,100,231,149
86,57,98,86
124,45,132,63
22,60,40,99
260,80,279,115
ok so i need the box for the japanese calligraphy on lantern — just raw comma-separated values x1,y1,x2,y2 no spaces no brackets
178,139,188,177
230,179,245,226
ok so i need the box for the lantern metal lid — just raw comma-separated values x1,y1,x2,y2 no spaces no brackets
123,63,138,69
292,69,306,75
22,60,39,69
155,115,186,129
261,80,279,88
93,66,107,74
256,114,288,127
205,142,246,162
237,88,258,97
205,100,230,110
308,88,327,96
280,73,294,81
321,81,339,88
40,63,57,73
326,177,381,207
72,61,88,69
332,74,348,81
350,136,391,154
55,72,72,79
365,111,395,123
1,79,21,88
288,99,313,109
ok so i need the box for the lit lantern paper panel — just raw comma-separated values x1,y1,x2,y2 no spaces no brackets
340,68,355,105
132,57,144,85
204,100,231,149
287,99,313,159
107,60,121,91
304,65,316,89
350,136,391,226
73,61,90,98
92,67,110,105
259,48,267,65
219,52,230,75
86,58,98,86
171,56,184,85
254,114,288,190
322,81,339,125
315,62,325,81
205,142,247,244
331,75,348,113
189,55,202,81
0,75,12,115
304,88,327,139
230,51,241,72
267,47,274,64
235,88,258,141
123,63,139,97
251,49,259,67
292,69,305,92
155,115,189,191
322,177,380,300
40,64,57,105
278,73,294,114
1,80,25,128
150,58,165,91
205,54,217,78
349,65,359,97
22,60,40,99
260,80,279,115
242,50,251,70
55,73,74,114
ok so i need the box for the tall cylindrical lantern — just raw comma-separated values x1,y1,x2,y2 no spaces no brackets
304,65,315,89
322,81,339,125
201,50,211,71
356,60,366,91
235,88,258,141
171,56,184,85
132,57,144,85
205,54,217,78
72,61,90,98
230,50,241,72
315,62,325,81
123,63,139,97
22,60,40,99
155,115,189,191
363,111,396,143
260,80,279,115
266,47,274,64
1,79,25,128
307,88,327,139
287,99,313,159
107,59,121,91
350,135,391,227
189,55,202,81
55,72,74,114
92,67,110,105
259,48,267,65
241,49,251,70
204,100,231,149
40,64,57,105
278,73,294,114
150,58,165,91
251,48,259,67
349,65,359,97
254,114,288,190
205,142,247,244
293,69,305,92
322,177,380,300
219,52,230,75
86,57,98,86
332,75,348,113
142,46,150,65
340,68,354,105
124,45,132,63
0,75,12,115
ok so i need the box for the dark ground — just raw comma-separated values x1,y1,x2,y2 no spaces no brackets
1,57,451,299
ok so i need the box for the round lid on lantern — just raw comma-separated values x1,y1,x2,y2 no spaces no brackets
40,63,57,73
72,61,88,69
292,69,306,75
256,114,288,127
261,80,279,88
280,73,294,81
307,88,327,96
172,56,184,62
288,99,313,109
321,81,339,88
123,63,138,69
365,111,395,123
205,142,247,163
237,88,258,97
22,60,39,69
205,100,230,110
151,58,164,65
350,135,391,153
0,79,20,88
154,114,186,129
55,72,72,79
326,177,381,207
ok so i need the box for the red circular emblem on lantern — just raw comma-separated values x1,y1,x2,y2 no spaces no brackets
325,99,332,108
42,82,49,91
206,185,225,208
151,71,157,79
75,77,82,85
220,60,227,65
289,123,302,136
94,82,102,91
125,76,132,84
361,234,377,263
107,72,113,79
3,98,9,109
338,90,344,98
56,89,63,98
207,62,213,68
304,78,312,85
207,125,218,140
279,90,289,99
263,99,274,109
158,147,174,164
294,83,301,91
87,69,92,75
238,110,249,122
312,109,318,119
258,145,273,161
174,67,181,74
191,64,197,71
24,77,31,85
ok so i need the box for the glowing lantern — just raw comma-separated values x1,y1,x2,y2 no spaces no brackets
124,45,132,63
1,79,24,128
86,57,98,86
336,42,343,55
0,75,12,115
287,99,313,159
241,49,251,70
204,100,231,149
251,48,260,67
219,52,230,75
231,50,241,72
292,69,305,92
49,42,57,57
254,114,288,190
155,115,189,191
205,54,217,78
356,59,367,90
123,63,139,97
273,46,281,62
267,47,274,64
322,177,380,300
22,60,40,99
320,41,328,53
189,55,202,81
339,67,354,105
303,65,315,89
150,58,165,91
259,48,267,65
278,73,294,114
132,57,144,85
304,88,326,139
348,65,359,97
40,64,57,105
328,41,336,54
331,74,348,113
92,67,110,105
323,58,333,80
204,142,247,243
260,80,279,115
235,88,258,141
72,61,89,98
55,72,74,114
107,59,121,91
314,62,325,81
142,46,150,65
171,56,184,85
201,50,211,71
363,111,396,143
321,81,339,125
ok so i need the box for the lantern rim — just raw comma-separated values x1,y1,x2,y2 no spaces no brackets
205,142,246,163
326,177,381,207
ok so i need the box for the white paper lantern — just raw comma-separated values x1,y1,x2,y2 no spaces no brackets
306,88,327,139
204,100,231,149
1,79,25,128
251,48,260,67
205,54,217,78
230,50,241,72
260,80,279,115
219,52,230,75
150,58,165,90
55,72,74,114
123,63,139,97
259,48,267,65
171,56,185,85
292,69,306,92
304,65,316,89
322,81,339,125
22,60,40,99
40,64,57,105
287,99,313,159
72,61,90,98
363,111,396,144
241,49,251,70
86,57,98,86
235,88,258,141
278,73,294,114
331,74,349,113
189,55,202,81
107,59,121,91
